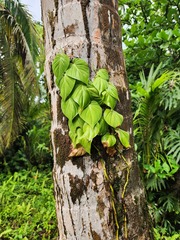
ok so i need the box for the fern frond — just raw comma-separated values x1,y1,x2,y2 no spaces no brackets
164,125,180,163
160,71,180,111
159,194,177,213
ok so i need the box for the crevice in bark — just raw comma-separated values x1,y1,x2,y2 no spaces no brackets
80,0,91,60
56,94,62,122
50,63,55,90
54,0,59,19
92,230,101,240
60,0,67,38
60,179,67,236
48,10,56,48
65,179,77,239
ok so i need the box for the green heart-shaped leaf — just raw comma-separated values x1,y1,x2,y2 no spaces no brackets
61,98,78,120
99,117,108,135
96,69,109,81
101,133,116,147
115,129,130,148
72,85,90,108
68,117,84,133
102,91,117,109
87,84,102,104
69,130,78,146
83,123,100,141
104,109,123,128
66,58,89,85
79,137,91,154
106,83,119,100
52,53,70,84
80,101,102,128
60,75,76,100
93,77,108,94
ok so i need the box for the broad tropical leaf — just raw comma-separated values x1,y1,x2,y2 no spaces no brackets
115,129,130,148
92,77,108,94
106,83,119,100
82,123,100,141
102,91,117,109
96,69,109,80
52,53,70,83
59,75,76,100
72,84,90,108
104,109,123,128
80,101,102,127
99,117,109,135
61,98,78,120
101,133,116,148
66,58,89,84
68,117,84,133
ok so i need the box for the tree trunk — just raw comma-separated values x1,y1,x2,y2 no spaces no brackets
41,0,154,239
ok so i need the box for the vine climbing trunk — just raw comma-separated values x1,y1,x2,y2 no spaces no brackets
41,0,154,239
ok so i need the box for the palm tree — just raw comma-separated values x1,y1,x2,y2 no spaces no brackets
0,0,39,153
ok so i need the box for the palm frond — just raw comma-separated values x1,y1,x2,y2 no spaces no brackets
0,0,39,90
0,33,26,150
4,0,39,62
0,0,40,152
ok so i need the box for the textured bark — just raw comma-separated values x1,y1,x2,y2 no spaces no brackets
41,0,154,239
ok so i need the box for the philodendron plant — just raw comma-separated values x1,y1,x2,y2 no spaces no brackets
52,53,130,157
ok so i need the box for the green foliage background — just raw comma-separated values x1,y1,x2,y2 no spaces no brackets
119,1,180,238
0,170,57,239
0,0,180,239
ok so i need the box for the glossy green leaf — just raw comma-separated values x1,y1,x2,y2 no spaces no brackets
61,98,78,120
106,83,119,100
76,127,84,140
99,117,108,135
59,75,76,100
68,117,84,133
102,91,117,109
69,130,78,145
101,133,116,147
70,127,85,147
66,58,89,85
82,123,100,140
79,137,91,154
96,69,109,81
80,101,102,128
72,127,92,154
115,129,130,148
87,85,102,104
104,109,123,128
72,85,90,108
52,53,70,84
93,77,108,94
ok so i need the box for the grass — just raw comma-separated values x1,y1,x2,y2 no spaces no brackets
0,169,58,239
